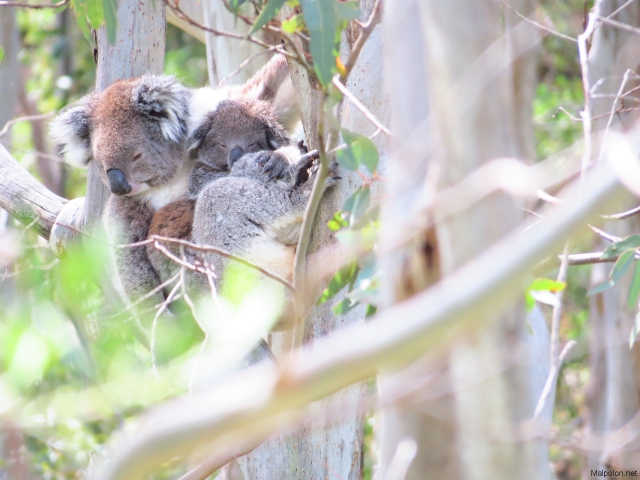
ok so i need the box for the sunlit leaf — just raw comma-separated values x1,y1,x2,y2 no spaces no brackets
300,0,337,86
85,0,104,30
0,47,4,64
327,211,348,231
282,14,305,33
250,0,287,35
317,261,359,304
601,234,640,260
528,278,566,293
333,297,357,315
334,0,361,20
524,277,566,311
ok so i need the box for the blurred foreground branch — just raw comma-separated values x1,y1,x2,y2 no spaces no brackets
94,157,627,480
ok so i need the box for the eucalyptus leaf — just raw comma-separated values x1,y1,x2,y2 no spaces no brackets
588,280,614,296
102,0,118,45
318,262,359,305
282,14,305,33
86,0,104,30
601,234,640,260
0,47,4,64
342,186,370,226
629,260,640,310
333,297,357,315
300,0,337,86
342,130,379,174
611,249,636,284
250,0,287,35
334,0,361,20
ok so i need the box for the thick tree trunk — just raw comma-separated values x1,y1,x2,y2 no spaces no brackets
584,1,640,472
377,1,548,479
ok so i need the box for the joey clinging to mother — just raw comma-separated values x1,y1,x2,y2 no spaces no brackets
50,75,192,326
147,54,301,283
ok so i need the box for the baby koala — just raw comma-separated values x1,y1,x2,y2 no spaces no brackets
147,54,299,283
191,144,337,292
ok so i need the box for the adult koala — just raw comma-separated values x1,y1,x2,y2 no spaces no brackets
50,75,192,347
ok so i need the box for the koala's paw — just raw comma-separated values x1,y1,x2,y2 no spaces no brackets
257,151,290,181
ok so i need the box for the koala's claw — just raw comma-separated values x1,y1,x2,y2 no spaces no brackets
258,151,289,181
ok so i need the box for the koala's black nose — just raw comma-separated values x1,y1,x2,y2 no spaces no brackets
107,169,132,195
228,146,245,167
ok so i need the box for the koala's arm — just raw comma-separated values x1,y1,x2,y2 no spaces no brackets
188,162,230,196
105,196,165,322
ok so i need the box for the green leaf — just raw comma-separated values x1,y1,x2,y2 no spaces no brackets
282,14,305,33
300,0,337,86
525,278,566,311
230,0,248,8
317,261,359,304
71,0,92,41
0,47,4,64
365,304,377,317
102,0,118,44
629,260,640,310
342,186,370,227
333,297,358,315
336,147,360,171
342,129,379,174
631,312,640,348
528,278,566,293
86,0,104,30
588,280,614,296
327,211,348,231
250,0,287,35
611,249,636,284
351,205,380,230
601,234,640,260
334,0,361,20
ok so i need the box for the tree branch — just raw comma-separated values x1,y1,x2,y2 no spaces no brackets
0,143,67,239
93,161,626,480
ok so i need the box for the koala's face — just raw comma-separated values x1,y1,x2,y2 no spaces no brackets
188,98,289,173
51,76,191,197
187,54,299,174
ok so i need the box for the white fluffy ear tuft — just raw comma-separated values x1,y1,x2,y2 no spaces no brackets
49,98,94,167
132,75,191,144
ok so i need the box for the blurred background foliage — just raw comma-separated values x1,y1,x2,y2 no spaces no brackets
0,0,595,478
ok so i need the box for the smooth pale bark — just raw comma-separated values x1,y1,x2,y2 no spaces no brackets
203,2,262,87
584,0,640,471
0,6,19,150
378,1,548,479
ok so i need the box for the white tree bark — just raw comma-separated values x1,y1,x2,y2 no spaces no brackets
584,0,640,471
377,1,548,478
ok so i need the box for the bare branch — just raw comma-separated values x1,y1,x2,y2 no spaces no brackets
597,15,640,35
332,76,393,136
0,112,55,138
603,204,640,220
501,0,577,43
342,0,384,77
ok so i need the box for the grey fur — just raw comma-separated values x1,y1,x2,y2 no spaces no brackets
191,145,337,294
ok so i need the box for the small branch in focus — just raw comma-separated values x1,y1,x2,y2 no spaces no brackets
603,204,640,220
501,0,577,43
332,76,393,136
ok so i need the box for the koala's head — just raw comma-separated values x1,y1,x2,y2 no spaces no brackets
50,76,191,196
188,54,298,173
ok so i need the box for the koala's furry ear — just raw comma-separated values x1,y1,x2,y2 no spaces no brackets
132,76,190,144
50,96,95,167
187,118,211,156
242,54,299,133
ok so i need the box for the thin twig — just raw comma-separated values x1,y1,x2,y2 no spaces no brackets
589,224,621,243
332,76,392,136
0,112,55,137
0,0,67,8
599,70,632,163
342,0,384,77
501,0,577,43
218,46,279,88
603,204,640,220
605,0,637,20
143,235,295,291
597,15,640,35
563,252,612,265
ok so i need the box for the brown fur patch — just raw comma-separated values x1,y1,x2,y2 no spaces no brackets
148,197,195,240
